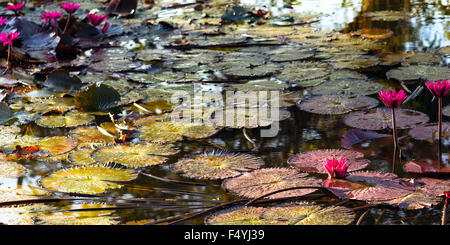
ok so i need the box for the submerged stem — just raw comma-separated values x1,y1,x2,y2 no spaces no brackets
442,199,448,226
3,44,11,74
391,107,398,149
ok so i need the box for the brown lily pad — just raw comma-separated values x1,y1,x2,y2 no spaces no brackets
343,108,429,130
403,160,450,174
341,129,391,149
288,149,370,174
322,171,414,201
408,122,450,141
222,168,322,199
415,177,450,197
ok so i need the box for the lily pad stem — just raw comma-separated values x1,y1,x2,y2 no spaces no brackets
391,107,398,149
438,96,443,167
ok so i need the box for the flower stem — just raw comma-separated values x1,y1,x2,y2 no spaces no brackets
438,96,443,167
3,44,11,74
53,21,59,36
62,13,71,35
391,107,398,149
442,198,448,226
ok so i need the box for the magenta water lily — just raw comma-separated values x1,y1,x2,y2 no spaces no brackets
379,89,408,149
5,2,24,16
87,13,107,26
0,31,20,73
41,11,62,24
324,157,348,179
61,2,80,14
0,17,8,26
425,80,450,166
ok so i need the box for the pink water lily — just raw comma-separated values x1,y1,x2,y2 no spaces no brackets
5,2,24,13
445,191,450,199
0,31,20,47
61,2,80,14
425,80,450,98
0,17,8,26
324,157,348,179
41,11,62,24
87,13,106,26
378,89,408,109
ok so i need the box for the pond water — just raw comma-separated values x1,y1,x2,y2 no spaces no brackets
0,0,449,225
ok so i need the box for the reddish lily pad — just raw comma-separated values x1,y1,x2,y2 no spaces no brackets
343,108,429,130
378,192,441,210
408,122,450,141
415,177,450,197
297,95,379,115
222,168,321,199
403,160,450,174
322,171,414,201
288,149,370,174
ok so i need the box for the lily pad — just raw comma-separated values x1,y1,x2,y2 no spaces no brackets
293,69,367,87
70,126,116,147
328,55,379,70
362,10,414,21
222,168,321,199
403,160,450,174
69,148,96,165
309,79,383,95
341,129,391,149
378,52,414,66
276,61,331,83
92,142,179,168
209,107,290,128
229,79,289,92
323,171,414,201
386,65,450,82
139,120,220,143
3,136,78,158
415,177,450,197
401,52,443,66
288,149,370,174
205,203,355,225
40,165,138,194
343,108,430,130
75,84,121,112
269,47,315,62
0,161,26,178
378,192,441,210
297,95,379,115
408,122,450,141
36,112,95,128
44,69,83,93
358,29,393,40
172,151,264,180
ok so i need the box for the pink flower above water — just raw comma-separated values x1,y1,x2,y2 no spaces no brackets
41,11,62,24
87,13,106,26
0,17,8,26
425,80,450,97
378,89,408,109
0,31,20,47
61,2,80,14
324,157,348,179
445,191,450,199
5,2,24,12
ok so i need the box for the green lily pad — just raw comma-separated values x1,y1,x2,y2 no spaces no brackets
40,166,138,195
36,112,95,128
0,102,13,124
75,84,121,112
173,151,264,180
297,95,379,115
309,79,383,95
0,161,26,178
386,65,450,82
276,61,331,83
328,55,379,69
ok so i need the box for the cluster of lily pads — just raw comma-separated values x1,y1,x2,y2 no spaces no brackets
0,0,448,225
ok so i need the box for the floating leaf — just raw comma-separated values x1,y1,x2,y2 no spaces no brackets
44,69,83,93
209,107,289,128
379,192,441,210
403,160,450,174
173,151,264,180
92,142,179,168
297,95,379,115
358,29,393,39
328,55,379,70
0,161,26,178
75,84,121,112
341,129,391,149
3,136,77,158
408,122,450,141
269,47,315,62
292,69,367,87
276,61,331,83
139,121,220,143
415,177,450,197
36,112,95,128
69,148,96,165
0,102,13,124
288,149,370,173
378,52,413,66
205,203,355,225
401,52,442,66
362,10,414,21
343,108,429,130
323,171,414,201
309,79,383,96
386,65,450,82
0,125,20,146
222,168,321,199
70,126,115,147
40,166,138,194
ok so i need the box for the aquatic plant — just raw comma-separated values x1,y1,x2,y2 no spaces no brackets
60,2,80,34
324,157,348,179
378,89,408,148
5,2,24,16
87,13,107,26
425,80,450,165
41,11,62,35
0,31,20,73
0,17,8,26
